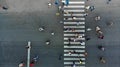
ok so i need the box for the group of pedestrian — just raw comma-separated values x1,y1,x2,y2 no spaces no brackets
19,55,39,67
96,26,104,39
85,5,95,12
98,45,106,63
72,59,84,67
38,26,55,45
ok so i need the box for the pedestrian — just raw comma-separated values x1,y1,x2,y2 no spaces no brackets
79,59,83,64
86,28,92,31
59,21,63,24
72,61,76,67
58,54,62,60
98,35,104,39
64,10,69,14
96,26,101,32
58,6,62,11
84,52,88,56
99,57,106,63
46,40,50,45
98,45,105,51
38,27,44,31
48,2,52,8
68,51,72,55
83,13,88,17
64,27,72,31
72,16,77,20
76,22,81,26
33,55,39,62
71,28,75,32
51,31,55,35
70,12,73,16
2,6,8,10
106,22,113,26
90,6,95,11
98,30,103,35
85,6,90,10
86,37,91,41
19,61,25,67
95,16,101,21
26,45,31,49
73,38,77,42
107,0,112,4
54,0,59,6
30,60,35,67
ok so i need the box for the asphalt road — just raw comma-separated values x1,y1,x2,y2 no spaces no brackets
0,0,120,67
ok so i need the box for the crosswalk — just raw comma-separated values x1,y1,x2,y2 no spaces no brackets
62,0,85,67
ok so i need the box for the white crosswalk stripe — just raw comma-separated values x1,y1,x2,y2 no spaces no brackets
64,22,85,24
64,30,85,32
64,66,85,67
64,34,85,36
63,0,85,67
64,46,85,48
64,18,85,20
64,10,85,12
64,5,85,8
64,62,85,64
64,50,85,52
64,54,85,57
64,14,85,16
64,58,85,60
62,1,85,4
64,37,85,40
64,42,85,45
64,26,85,28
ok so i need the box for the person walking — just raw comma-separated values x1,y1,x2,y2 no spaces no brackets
72,61,76,67
33,55,39,62
89,6,95,11
95,16,101,21
46,40,50,45
98,45,105,51
58,54,62,60
107,0,112,4
51,31,55,35
38,27,44,31
99,56,106,63
79,59,83,64
19,61,25,67
30,60,35,67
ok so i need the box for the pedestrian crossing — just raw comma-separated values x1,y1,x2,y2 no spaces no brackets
62,0,86,67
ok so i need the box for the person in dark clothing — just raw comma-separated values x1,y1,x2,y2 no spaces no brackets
98,45,105,51
2,6,8,10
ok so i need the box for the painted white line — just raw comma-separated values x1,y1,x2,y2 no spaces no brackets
64,50,85,52
64,34,85,36
64,17,85,20
64,62,85,64
64,42,85,45
64,10,85,12
64,46,85,48
64,22,85,24
64,5,85,8
64,37,85,40
64,30,85,32
64,26,85,28
64,14,85,16
62,1,85,4
64,54,85,56
64,66,85,67
64,58,85,60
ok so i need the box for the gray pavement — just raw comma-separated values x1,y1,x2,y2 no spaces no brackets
85,0,120,67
